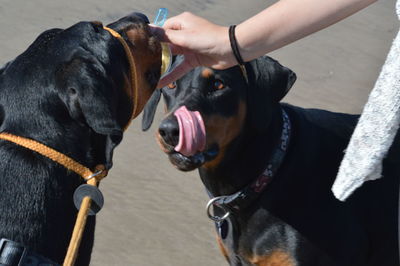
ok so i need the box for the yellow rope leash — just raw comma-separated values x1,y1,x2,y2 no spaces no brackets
0,133,94,177
64,197,91,265
0,133,107,266
63,174,103,266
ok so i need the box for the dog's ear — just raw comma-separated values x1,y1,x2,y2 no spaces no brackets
56,58,123,169
246,55,296,131
141,55,185,131
142,88,162,131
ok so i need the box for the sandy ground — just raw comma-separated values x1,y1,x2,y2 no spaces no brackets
0,0,398,265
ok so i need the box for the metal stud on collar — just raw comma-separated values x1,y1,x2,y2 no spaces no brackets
206,196,231,223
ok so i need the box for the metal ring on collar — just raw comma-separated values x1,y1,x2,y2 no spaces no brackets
84,170,103,182
206,196,230,222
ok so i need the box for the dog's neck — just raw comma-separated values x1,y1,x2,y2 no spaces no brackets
0,88,98,262
0,93,96,168
199,105,285,197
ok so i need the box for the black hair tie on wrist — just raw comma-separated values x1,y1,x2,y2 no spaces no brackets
229,25,245,65
229,25,248,83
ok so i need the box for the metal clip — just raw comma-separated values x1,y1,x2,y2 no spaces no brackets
84,170,103,182
206,196,230,223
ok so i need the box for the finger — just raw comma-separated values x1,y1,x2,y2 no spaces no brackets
163,29,189,51
157,59,193,88
148,24,169,42
149,26,187,57
148,25,184,54
165,11,200,28
163,16,184,30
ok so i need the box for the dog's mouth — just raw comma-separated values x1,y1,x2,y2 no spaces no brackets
174,106,206,156
158,106,218,171
165,144,219,172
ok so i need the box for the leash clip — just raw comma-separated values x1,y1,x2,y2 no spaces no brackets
84,169,104,182
206,196,230,223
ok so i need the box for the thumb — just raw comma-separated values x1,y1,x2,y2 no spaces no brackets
157,57,193,88
163,28,188,53
148,25,185,55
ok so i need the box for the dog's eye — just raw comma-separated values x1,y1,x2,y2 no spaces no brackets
167,83,176,89
213,80,225,90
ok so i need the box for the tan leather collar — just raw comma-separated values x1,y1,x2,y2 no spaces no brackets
103,26,139,130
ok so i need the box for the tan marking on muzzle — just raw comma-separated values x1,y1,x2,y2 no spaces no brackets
248,250,295,266
203,101,246,169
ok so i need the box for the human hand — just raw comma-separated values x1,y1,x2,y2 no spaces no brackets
151,12,236,88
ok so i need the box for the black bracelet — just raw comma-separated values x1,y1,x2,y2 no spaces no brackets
229,25,245,65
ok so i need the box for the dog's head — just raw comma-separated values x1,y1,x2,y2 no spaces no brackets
0,12,161,169
142,55,296,171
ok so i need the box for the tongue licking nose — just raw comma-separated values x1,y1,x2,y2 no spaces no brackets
174,106,206,157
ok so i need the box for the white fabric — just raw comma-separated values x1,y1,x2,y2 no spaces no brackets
331,1,400,201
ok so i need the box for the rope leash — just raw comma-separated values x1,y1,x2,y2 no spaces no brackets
63,168,106,266
0,133,107,266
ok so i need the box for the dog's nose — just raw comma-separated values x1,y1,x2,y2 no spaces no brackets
159,117,179,147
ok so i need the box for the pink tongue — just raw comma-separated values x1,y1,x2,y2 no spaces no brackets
174,106,206,157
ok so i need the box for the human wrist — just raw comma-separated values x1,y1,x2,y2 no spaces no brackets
234,22,273,63
212,26,237,69
234,23,252,63
229,25,246,66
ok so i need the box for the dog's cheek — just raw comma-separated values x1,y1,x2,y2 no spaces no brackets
118,73,134,126
205,101,246,148
143,35,163,89
203,101,246,169
145,66,160,90
125,27,162,116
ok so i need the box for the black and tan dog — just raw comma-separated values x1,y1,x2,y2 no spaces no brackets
0,13,161,265
142,55,399,265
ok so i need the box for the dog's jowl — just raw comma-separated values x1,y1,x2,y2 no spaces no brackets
143,55,400,266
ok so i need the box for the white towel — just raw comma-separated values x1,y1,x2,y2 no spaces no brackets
332,0,400,201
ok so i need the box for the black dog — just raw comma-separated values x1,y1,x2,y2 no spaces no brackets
142,55,399,265
0,13,161,265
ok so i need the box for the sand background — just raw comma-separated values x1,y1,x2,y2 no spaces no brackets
0,0,398,265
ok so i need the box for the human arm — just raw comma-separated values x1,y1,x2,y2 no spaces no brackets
236,0,377,63
157,0,377,87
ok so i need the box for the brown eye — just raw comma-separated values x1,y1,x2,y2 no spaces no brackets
213,80,225,90
167,83,176,89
